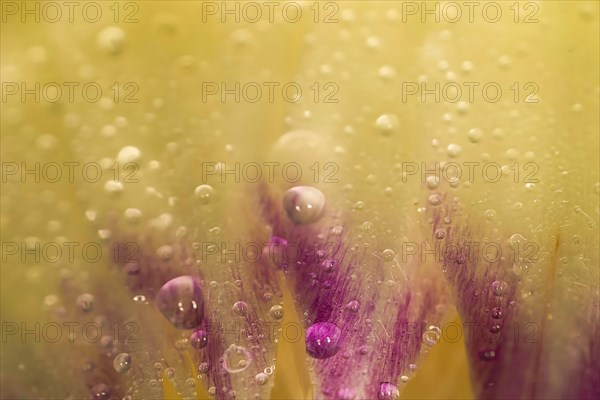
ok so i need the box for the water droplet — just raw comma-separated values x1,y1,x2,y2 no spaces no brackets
428,194,441,206
346,301,360,313
133,294,146,303
165,367,175,379
190,329,209,349
222,344,252,373
194,184,215,205
382,249,395,262
491,307,503,319
269,305,284,320
400,375,410,384
467,128,483,143
232,301,248,316
426,176,439,189
322,259,337,272
117,145,140,163
377,382,399,400
509,234,526,248
76,293,94,312
90,383,111,400
491,280,508,296
198,362,210,374
479,349,497,361
378,65,396,80
447,144,462,158
97,26,125,54
124,208,142,222
422,325,441,346
489,324,501,334
282,186,326,225
156,276,205,329
409,363,417,371
484,209,496,220
434,229,446,239
113,353,131,374
375,114,399,136
255,372,268,385
305,322,341,359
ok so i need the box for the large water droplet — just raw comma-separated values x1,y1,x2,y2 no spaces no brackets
282,186,326,225
377,382,400,400
305,322,341,359
194,184,215,205
155,276,205,329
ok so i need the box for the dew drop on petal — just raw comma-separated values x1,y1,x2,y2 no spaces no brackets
434,228,446,239
491,307,503,319
232,301,248,316
117,145,141,163
282,186,326,225
447,143,462,157
322,259,337,272
346,301,360,313
467,128,483,143
269,305,284,320
255,372,268,385
97,26,125,54
190,329,209,349
382,249,395,262
305,322,341,359
155,276,205,329
194,184,215,205
377,382,400,400
491,280,508,296
198,362,210,374
76,293,94,312
90,383,111,400
422,325,441,346
375,114,399,136
113,353,131,374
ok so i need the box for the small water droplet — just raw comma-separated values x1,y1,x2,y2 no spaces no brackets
434,229,446,239
269,305,284,320
422,325,441,346
346,301,360,313
113,353,131,374
322,259,337,272
76,293,94,312
491,307,503,319
282,186,326,225
232,301,248,316
382,249,395,262
447,143,462,158
255,372,268,385
194,184,215,205
375,114,399,136
90,383,111,400
190,329,209,349
491,280,508,296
